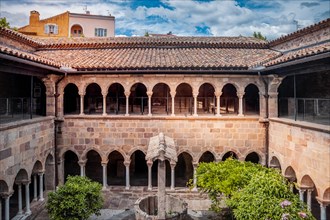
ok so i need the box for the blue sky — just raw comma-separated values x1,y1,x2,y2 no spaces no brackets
0,0,329,39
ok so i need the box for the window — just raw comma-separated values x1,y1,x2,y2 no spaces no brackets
44,24,58,34
95,28,107,37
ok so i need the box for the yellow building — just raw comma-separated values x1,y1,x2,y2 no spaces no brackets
18,10,115,38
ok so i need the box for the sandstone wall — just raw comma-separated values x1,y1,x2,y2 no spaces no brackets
269,118,330,198
0,117,54,191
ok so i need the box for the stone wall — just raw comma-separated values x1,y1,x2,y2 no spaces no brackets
0,117,54,190
57,116,266,163
269,118,330,198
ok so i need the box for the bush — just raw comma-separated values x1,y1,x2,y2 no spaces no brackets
46,176,103,220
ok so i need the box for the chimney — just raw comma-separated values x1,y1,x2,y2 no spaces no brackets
30,10,40,25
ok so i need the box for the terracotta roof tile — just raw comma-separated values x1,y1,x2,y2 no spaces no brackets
265,42,330,67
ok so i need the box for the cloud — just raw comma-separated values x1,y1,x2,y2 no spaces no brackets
300,2,320,8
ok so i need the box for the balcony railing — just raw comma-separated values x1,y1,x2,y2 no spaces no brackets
279,98,330,125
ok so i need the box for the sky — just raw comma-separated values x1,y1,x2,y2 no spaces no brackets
0,0,329,39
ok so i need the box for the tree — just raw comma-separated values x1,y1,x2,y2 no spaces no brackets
195,159,315,220
46,176,103,220
144,31,149,37
0,17,10,28
253,31,267,40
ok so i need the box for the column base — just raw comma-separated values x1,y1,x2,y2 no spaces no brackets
39,198,44,202
148,186,152,191
25,211,32,215
170,187,175,191
192,187,198,192
102,113,107,116
216,113,222,117
171,114,175,116
125,186,130,190
148,113,152,117
238,114,244,117
193,114,198,117
125,114,129,116
102,186,108,191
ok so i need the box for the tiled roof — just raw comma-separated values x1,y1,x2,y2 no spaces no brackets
265,42,330,67
0,44,64,68
269,18,330,47
0,27,40,48
35,47,280,70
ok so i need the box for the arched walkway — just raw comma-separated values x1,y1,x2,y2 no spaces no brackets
245,152,260,163
129,83,148,115
222,151,238,161
107,83,126,115
197,83,215,115
64,150,80,181
244,84,259,115
44,154,55,190
175,83,193,115
151,159,171,187
11,169,30,219
175,152,193,187
64,83,80,115
107,151,125,186
0,180,9,220
85,150,102,184
221,84,238,114
152,83,171,115
199,151,215,163
84,83,103,114
269,156,281,170
130,150,148,186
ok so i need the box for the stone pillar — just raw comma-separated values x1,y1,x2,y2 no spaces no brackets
78,160,86,177
170,162,176,191
307,189,313,211
101,161,108,190
58,158,65,186
215,91,222,116
147,160,153,191
23,182,31,215
38,172,44,201
0,197,2,220
147,91,153,116
192,163,198,191
79,93,85,115
33,174,38,201
299,188,306,202
3,193,12,220
320,203,327,220
158,160,166,220
102,92,107,116
124,161,130,190
125,91,130,116
171,91,176,116
193,92,198,116
17,183,23,215
238,92,244,116
268,92,279,118
259,92,267,118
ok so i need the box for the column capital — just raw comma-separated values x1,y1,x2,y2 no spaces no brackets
124,91,130,97
78,160,87,166
101,160,109,166
193,92,199,98
147,91,153,97
0,190,14,198
102,91,108,97
79,92,86,96
316,197,330,206
237,92,245,98
214,91,222,97
170,91,176,97
146,159,153,166
124,160,131,166
21,180,31,185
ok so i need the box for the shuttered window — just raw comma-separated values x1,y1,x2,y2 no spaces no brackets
44,24,58,34
94,28,107,37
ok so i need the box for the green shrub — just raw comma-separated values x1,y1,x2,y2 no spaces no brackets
46,176,103,220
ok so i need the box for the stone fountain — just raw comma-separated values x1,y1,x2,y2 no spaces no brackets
134,133,188,220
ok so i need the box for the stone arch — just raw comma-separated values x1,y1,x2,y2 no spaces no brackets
130,150,148,186
81,147,104,161
241,81,263,93
106,82,126,114
44,153,55,190
323,188,330,200
70,24,84,37
196,81,217,92
197,83,216,115
106,149,128,161
152,82,171,115
84,83,103,114
175,152,193,187
245,152,260,164
284,166,297,182
85,150,103,184
64,83,80,114
64,150,80,181
244,83,260,115
175,83,193,115
59,147,80,160
222,151,238,161
221,83,238,114
198,151,216,163
31,160,43,174
107,150,125,186
269,75,283,94
269,156,282,170
0,180,9,193
127,148,147,158
129,83,148,115
15,169,29,183
300,175,315,188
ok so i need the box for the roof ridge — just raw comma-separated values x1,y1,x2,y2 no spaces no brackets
0,27,42,48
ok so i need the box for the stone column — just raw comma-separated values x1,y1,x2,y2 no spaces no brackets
147,91,153,116
38,172,44,201
125,91,130,116
237,92,244,116
307,188,313,211
193,92,198,116
299,188,306,202
170,162,176,191
170,91,176,116
192,163,198,191
102,91,107,116
259,92,266,118
101,161,108,190
320,203,327,220
17,183,23,215
268,92,279,118
124,161,130,190
33,174,38,201
0,196,2,220
3,193,12,220
78,160,86,177
215,91,222,116
58,158,65,186
23,181,31,215
79,92,85,115
147,160,153,191
158,160,166,220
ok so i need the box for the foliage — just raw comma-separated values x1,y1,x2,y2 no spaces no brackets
253,31,267,40
46,176,104,220
144,31,149,37
0,17,10,28
195,159,315,220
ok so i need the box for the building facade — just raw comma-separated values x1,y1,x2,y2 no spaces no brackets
18,10,115,38
0,18,329,220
